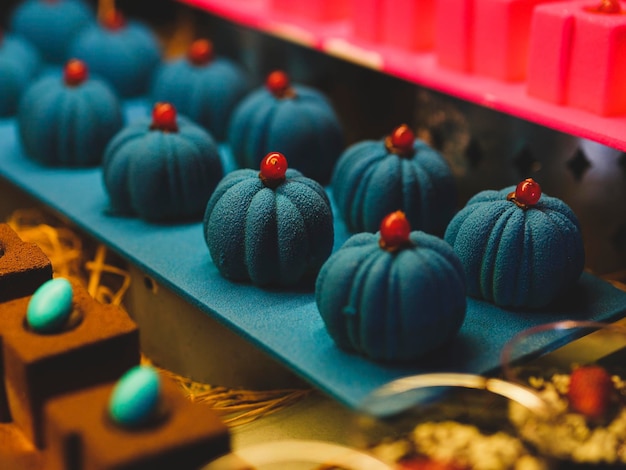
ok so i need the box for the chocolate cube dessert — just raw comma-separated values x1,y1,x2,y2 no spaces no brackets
44,375,230,470
0,223,52,303
0,422,43,470
2,279,139,447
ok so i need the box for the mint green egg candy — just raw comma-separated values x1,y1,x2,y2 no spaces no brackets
109,366,161,428
26,278,73,333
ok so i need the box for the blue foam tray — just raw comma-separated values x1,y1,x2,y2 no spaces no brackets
2,99,626,409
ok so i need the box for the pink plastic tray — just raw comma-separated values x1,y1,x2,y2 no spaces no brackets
177,0,626,152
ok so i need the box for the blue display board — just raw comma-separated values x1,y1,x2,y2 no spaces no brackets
1,100,625,409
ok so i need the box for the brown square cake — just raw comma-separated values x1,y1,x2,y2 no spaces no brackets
2,279,139,448
0,224,52,303
0,422,43,470
44,374,231,470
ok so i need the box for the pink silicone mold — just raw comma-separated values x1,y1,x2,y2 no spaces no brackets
527,0,626,116
383,0,436,51
436,0,558,80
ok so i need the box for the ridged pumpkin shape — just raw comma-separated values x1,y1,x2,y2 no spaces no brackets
227,85,343,185
69,20,160,97
444,186,585,309
0,34,41,117
17,73,123,167
331,137,457,236
315,231,466,362
151,55,250,141
203,168,334,287
102,116,223,222
9,0,94,64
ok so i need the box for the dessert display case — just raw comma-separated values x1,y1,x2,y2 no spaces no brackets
2,0,626,461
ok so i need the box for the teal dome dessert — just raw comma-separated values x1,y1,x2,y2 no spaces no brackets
0,32,41,116
316,211,466,362
203,152,334,287
331,124,457,236
444,179,585,309
69,9,160,97
18,59,123,167
227,70,344,185
151,39,250,141
102,102,223,222
9,0,94,64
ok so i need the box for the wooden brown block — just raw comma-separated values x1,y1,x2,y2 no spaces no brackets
44,375,231,470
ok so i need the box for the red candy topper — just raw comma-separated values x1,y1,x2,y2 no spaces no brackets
266,70,295,99
379,211,413,251
507,178,542,209
385,124,416,157
151,102,179,133
259,151,288,188
64,59,89,87
187,39,214,66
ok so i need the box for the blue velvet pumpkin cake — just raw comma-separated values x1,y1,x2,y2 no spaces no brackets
9,0,94,64
17,59,123,167
203,152,334,287
0,33,41,117
444,178,585,309
316,211,466,362
151,39,250,142
227,70,344,185
331,124,457,236
69,9,160,97
102,102,223,222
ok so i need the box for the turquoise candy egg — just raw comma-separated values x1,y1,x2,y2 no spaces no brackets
331,125,457,236
315,229,466,362
108,366,161,428
17,65,123,167
227,71,343,185
444,183,585,309
151,41,250,141
9,0,94,64
0,34,41,117
70,19,161,97
102,111,224,222
203,165,334,287
26,278,73,334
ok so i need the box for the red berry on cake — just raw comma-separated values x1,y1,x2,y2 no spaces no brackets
259,151,288,187
101,9,126,30
568,364,614,421
63,59,89,86
151,102,178,133
386,124,416,157
379,211,412,251
266,70,292,98
187,38,214,66
508,178,541,208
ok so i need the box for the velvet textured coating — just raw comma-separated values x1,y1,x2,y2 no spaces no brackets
0,35,41,117
444,186,585,309
17,74,123,167
203,168,334,287
70,21,161,97
103,116,224,222
9,0,94,64
227,85,344,185
331,138,457,236
151,57,250,141
315,231,466,362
